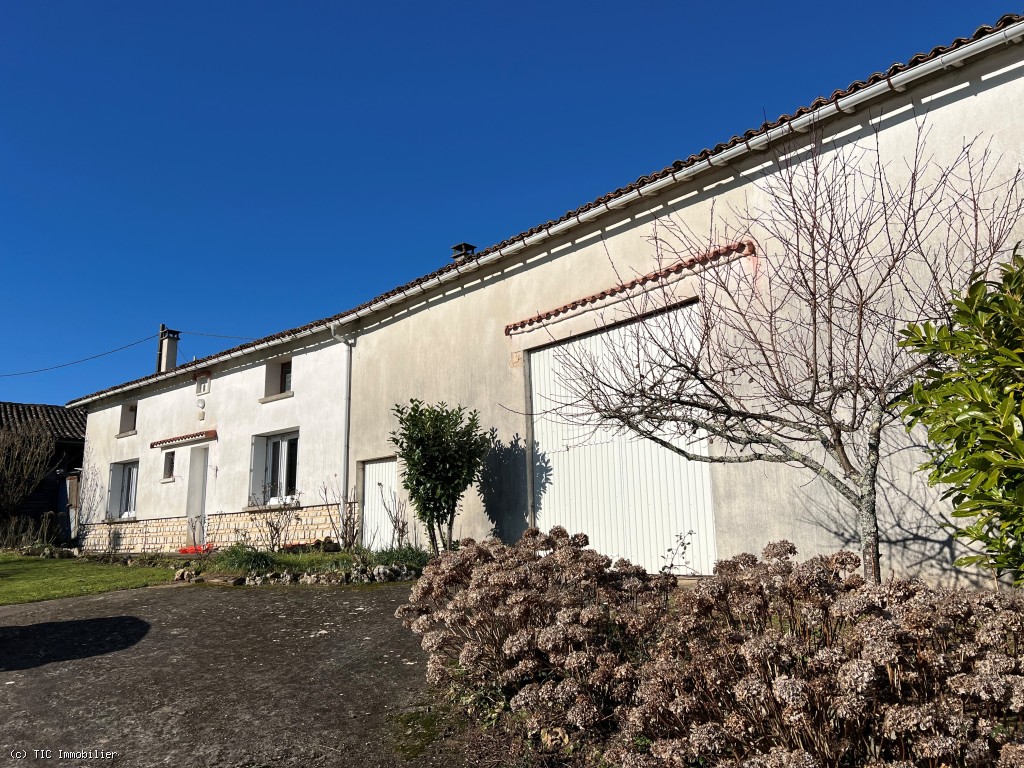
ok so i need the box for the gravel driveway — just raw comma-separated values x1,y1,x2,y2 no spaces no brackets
0,582,461,768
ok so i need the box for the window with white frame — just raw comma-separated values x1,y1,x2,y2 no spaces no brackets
195,373,211,396
252,432,299,504
109,461,139,518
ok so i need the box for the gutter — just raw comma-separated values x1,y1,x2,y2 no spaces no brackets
69,324,333,406
68,20,1024,408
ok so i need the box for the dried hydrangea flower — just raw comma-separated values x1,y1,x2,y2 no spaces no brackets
397,532,1024,767
999,743,1024,767
772,676,809,709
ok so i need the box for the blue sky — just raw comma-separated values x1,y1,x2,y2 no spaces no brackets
0,1,1008,405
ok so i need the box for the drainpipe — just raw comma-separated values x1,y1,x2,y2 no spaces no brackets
523,353,537,530
331,325,356,502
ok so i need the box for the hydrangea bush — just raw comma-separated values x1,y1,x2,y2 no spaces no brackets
396,527,672,736
397,530,1024,767
612,541,1024,768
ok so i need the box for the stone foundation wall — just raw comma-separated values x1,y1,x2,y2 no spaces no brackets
204,505,337,549
79,517,190,554
79,504,339,554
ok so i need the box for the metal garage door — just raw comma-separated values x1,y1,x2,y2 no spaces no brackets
361,458,398,550
529,315,717,575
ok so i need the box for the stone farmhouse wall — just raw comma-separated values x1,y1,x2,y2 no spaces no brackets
79,504,337,554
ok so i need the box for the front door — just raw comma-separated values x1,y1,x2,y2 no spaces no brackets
186,446,209,546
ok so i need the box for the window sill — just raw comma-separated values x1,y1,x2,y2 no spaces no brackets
243,499,301,512
258,391,294,404
104,516,139,525
160,477,175,484
115,430,137,439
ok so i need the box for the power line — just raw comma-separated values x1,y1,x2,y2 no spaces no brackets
0,334,159,378
174,342,203,365
0,328,257,379
179,330,257,341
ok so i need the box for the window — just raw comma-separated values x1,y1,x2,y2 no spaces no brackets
263,358,293,400
265,432,298,502
118,402,137,434
195,374,211,396
163,451,175,480
252,431,299,504
109,461,139,518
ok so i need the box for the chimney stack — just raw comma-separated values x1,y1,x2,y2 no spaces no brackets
451,242,476,261
156,324,181,373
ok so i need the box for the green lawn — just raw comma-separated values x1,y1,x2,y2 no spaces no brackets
0,553,176,606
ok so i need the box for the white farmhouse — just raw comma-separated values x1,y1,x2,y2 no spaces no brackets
70,324,353,552
69,14,1024,582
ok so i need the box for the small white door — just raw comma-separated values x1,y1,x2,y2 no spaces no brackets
186,446,209,546
361,458,398,550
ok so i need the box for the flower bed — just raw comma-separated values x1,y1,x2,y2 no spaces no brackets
178,543,215,555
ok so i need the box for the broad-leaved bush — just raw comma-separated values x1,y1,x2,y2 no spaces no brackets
901,247,1024,583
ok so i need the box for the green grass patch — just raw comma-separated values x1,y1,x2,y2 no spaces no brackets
270,545,429,573
210,543,276,573
392,705,467,758
371,545,430,571
0,553,175,606
271,550,356,572
206,545,356,574
202,543,429,575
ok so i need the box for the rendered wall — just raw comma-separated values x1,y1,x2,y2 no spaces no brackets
345,46,1024,584
76,46,1024,578
79,333,349,552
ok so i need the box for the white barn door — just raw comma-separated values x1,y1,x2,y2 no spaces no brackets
361,458,398,550
529,314,717,574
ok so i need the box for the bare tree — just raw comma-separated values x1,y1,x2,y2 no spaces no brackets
558,125,1024,582
186,515,206,549
71,450,110,548
318,475,360,550
379,483,410,549
246,486,301,552
0,419,56,520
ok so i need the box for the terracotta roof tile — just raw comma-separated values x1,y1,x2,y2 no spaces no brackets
68,13,1024,406
0,402,87,441
150,430,218,449
505,240,756,335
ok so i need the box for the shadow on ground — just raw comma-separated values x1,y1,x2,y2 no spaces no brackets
0,583,469,768
0,616,149,671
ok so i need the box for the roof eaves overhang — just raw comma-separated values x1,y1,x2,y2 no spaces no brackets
67,324,334,407
67,16,1024,409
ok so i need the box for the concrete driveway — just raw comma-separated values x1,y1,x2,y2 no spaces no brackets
0,582,460,768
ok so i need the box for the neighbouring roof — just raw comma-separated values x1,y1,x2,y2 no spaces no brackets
0,402,87,442
67,13,1024,407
